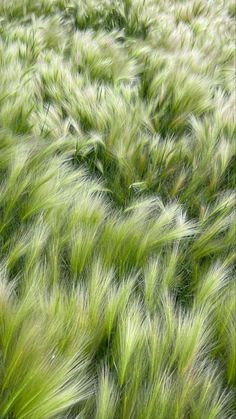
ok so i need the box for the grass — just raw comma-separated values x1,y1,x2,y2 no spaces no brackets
0,0,235,417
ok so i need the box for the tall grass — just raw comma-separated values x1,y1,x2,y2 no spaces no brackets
0,0,235,417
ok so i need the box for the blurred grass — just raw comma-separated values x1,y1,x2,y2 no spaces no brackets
0,0,235,418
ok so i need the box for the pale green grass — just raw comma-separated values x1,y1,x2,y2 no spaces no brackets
0,0,235,418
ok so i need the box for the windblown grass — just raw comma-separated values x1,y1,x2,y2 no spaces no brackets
0,0,235,417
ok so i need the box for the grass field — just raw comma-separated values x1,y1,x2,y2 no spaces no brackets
0,0,235,418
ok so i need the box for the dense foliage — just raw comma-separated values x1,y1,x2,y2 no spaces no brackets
0,0,235,418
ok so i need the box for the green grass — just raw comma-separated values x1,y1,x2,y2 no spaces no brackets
0,0,235,417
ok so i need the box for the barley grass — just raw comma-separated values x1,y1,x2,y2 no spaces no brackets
0,0,235,417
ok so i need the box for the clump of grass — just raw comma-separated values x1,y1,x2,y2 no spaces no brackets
0,271,93,418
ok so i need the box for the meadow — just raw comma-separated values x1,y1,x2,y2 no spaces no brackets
0,0,235,418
